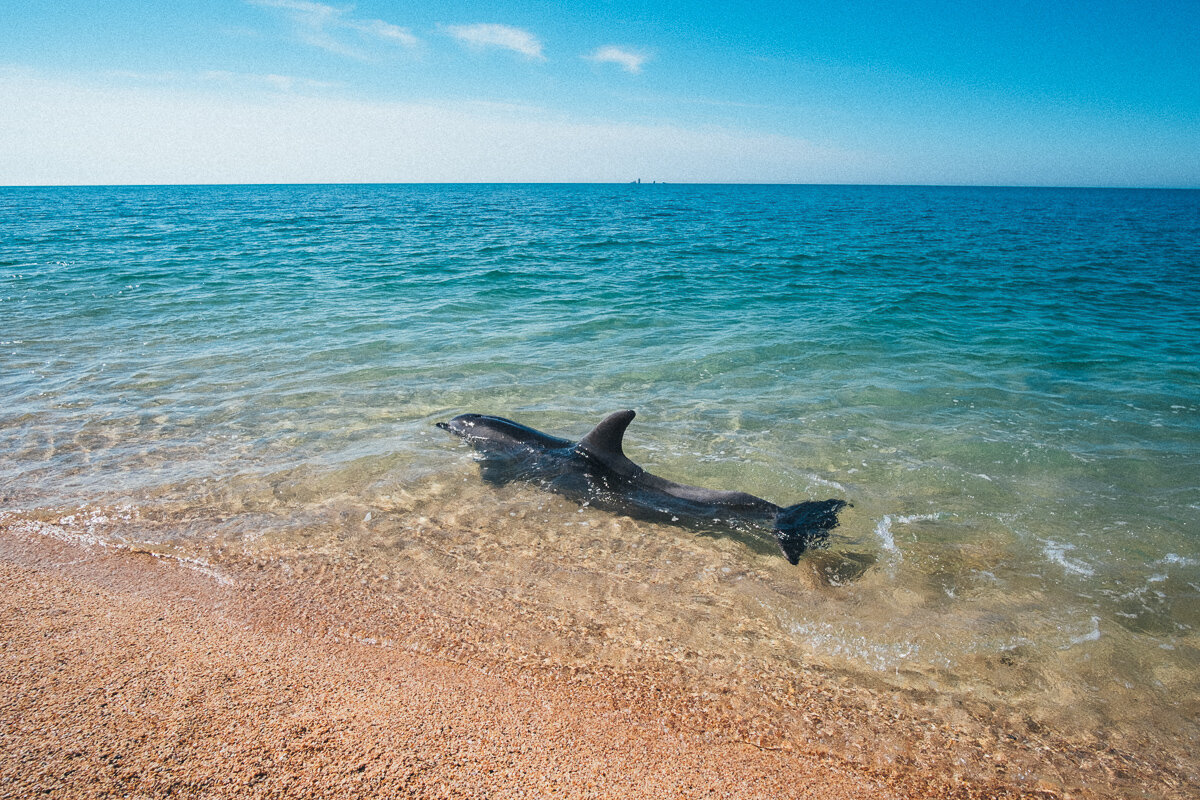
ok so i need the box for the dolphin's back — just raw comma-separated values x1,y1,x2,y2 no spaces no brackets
439,413,573,453
577,411,780,513
636,471,776,512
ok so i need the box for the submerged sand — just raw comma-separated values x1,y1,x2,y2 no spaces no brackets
0,523,1144,799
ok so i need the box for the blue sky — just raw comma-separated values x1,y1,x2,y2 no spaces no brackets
2,0,1197,186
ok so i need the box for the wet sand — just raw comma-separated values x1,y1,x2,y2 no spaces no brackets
0,524,1074,799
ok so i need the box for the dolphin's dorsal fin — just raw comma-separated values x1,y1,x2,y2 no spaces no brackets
577,410,642,477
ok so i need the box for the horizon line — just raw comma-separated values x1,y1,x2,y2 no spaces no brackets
2,181,1198,191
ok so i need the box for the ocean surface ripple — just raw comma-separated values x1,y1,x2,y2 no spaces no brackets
2,184,1199,791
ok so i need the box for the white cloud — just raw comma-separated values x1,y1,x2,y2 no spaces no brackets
586,46,649,74
251,0,419,58
445,24,544,60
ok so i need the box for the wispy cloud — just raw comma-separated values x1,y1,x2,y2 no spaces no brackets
358,18,420,47
445,24,544,60
102,69,341,94
200,70,342,93
251,0,419,58
586,45,649,74
1,68,873,185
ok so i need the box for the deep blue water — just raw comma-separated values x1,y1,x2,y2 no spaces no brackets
3,184,1200,782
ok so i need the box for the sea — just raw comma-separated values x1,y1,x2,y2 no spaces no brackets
2,184,1198,794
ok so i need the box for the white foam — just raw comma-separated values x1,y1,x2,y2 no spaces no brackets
0,508,230,585
805,474,847,492
1067,616,1102,647
873,516,898,554
1042,540,1095,577
785,617,956,673
873,513,940,559
138,549,232,585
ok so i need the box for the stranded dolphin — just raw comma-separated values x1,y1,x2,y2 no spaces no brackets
437,410,846,564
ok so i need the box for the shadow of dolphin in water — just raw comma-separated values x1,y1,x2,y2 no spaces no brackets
437,410,847,564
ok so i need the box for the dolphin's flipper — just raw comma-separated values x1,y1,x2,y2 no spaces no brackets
576,410,642,477
773,499,848,564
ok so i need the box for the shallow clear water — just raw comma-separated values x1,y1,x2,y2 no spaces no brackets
3,184,1199,788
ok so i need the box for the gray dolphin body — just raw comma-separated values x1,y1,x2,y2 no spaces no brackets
437,410,846,563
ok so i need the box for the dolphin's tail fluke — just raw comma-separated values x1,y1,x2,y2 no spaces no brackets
772,499,847,564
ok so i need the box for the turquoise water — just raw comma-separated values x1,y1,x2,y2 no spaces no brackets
3,184,1199,790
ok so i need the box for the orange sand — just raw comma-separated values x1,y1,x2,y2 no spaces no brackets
1,526,1069,799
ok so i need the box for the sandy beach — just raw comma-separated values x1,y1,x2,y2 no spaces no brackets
0,521,1081,800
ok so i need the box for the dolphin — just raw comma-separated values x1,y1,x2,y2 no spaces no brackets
437,410,846,564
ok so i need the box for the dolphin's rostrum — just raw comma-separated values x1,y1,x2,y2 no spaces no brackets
437,410,847,563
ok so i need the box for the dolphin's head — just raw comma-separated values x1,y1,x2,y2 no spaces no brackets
436,413,491,440
437,413,572,455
